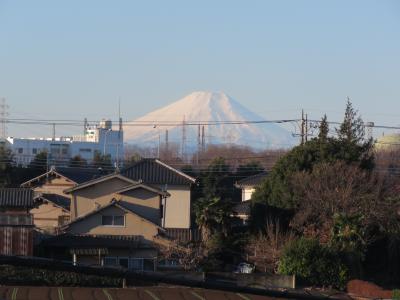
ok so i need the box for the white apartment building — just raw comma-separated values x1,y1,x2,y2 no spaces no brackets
6,119,124,167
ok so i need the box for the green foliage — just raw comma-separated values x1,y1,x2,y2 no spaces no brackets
331,213,367,258
252,101,374,210
29,151,48,171
202,157,231,199
318,114,329,141
92,150,113,169
0,265,122,287
0,143,13,187
69,155,87,167
194,196,232,241
278,238,349,289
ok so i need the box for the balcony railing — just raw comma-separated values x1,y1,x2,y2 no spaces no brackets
0,214,33,226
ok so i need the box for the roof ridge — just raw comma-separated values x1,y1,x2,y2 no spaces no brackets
64,173,137,193
154,159,196,183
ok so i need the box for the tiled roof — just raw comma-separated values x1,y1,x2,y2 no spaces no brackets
0,188,34,208
56,167,108,184
121,159,196,186
63,173,137,193
41,234,150,249
20,166,108,187
115,183,170,197
235,172,268,188
232,200,251,215
39,193,71,211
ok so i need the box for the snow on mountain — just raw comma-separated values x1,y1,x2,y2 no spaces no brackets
125,91,296,150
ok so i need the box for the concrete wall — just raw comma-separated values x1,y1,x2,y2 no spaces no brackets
162,185,191,229
119,188,161,225
30,201,69,232
67,205,159,242
242,188,255,202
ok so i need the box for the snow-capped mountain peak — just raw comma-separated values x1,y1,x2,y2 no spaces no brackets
125,91,295,150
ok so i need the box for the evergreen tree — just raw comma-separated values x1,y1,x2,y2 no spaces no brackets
252,100,374,212
92,151,113,170
318,114,329,141
29,151,48,172
69,155,87,168
337,98,365,144
0,143,13,187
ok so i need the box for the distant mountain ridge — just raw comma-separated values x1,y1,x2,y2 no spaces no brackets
125,91,296,150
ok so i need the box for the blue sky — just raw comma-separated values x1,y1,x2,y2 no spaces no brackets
0,0,399,137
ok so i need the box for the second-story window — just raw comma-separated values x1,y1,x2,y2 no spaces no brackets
101,215,125,226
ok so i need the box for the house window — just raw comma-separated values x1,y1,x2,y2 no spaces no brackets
129,258,144,270
101,215,125,226
18,148,23,154
119,257,129,268
32,148,37,154
104,257,118,266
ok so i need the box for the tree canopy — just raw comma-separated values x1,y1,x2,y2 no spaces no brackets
251,101,374,210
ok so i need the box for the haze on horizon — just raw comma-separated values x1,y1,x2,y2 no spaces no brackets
0,0,399,138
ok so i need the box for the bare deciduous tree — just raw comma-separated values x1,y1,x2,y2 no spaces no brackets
290,161,400,244
246,219,294,273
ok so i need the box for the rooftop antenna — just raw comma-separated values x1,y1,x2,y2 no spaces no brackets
0,98,9,140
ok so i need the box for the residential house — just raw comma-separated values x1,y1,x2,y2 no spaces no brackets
121,159,196,230
0,188,34,256
233,172,268,224
45,175,171,270
37,159,197,269
20,166,105,232
235,172,268,202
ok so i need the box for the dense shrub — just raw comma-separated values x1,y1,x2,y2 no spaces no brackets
278,238,348,289
0,265,122,287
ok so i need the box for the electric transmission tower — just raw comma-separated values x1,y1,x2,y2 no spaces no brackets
0,98,9,140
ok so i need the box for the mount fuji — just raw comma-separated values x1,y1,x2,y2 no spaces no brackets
124,91,296,150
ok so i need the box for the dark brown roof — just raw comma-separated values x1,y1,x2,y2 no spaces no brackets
41,234,150,249
0,188,34,208
20,166,107,187
235,172,268,188
232,200,251,215
121,159,196,186
37,193,71,211
63,173,137,193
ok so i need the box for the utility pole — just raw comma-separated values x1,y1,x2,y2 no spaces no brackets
201,125,205,152
181,116,186,162
301,110,305,145
197,125,201,165
165,129,169,157
305,113,308,143
52,123,56,141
